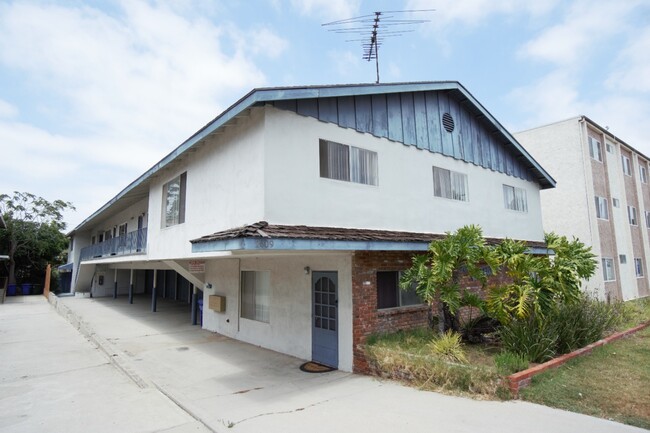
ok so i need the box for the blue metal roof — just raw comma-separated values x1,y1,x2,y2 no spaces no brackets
72,81,555,232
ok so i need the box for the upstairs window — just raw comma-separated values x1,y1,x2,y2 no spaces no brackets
432,167,468,201
588,137,602,162
613,198,620,208
163,172,187,227
641,166,648,184
377,271,423,309
503,185,528,212
595,196,608,220
622,155,632,176
645,211,650,229
606,142,614,153
628,205,638,226
319,139,378,186
619,254,627,264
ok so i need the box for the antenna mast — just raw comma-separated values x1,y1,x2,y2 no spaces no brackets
323,9,435,84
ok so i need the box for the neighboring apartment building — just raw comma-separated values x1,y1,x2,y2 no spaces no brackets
516,116,650,302
66,82,555,372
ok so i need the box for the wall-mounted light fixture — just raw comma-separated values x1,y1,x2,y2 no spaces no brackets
304,266,311,275
206,282,213,289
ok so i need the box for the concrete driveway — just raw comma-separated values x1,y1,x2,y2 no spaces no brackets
9,294,647,433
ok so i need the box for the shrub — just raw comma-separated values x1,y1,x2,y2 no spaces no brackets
498,317,557,363
428,331,468,364
549,293,621,354
494,351,529,375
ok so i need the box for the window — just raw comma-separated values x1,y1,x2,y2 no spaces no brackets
588,137,602,162
377,271,423,309
613,198,620,208
619,254,627,264
635,258,644,277
91,235,96,245
606,143,614,153
602,258,615,282
432,167,468,201
645,211,650,229
503,185,528,212
240,271,270,323
628,205,638,225
117,223,127,246
163,172,187,227
595,196,608,220
319,139,378,186
641,166,648,184
622,155,632,176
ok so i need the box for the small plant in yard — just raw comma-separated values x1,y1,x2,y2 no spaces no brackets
494,351,529,375
498,316,557,363
428,331,468,364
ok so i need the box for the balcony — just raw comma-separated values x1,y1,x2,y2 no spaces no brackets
80,228,147,261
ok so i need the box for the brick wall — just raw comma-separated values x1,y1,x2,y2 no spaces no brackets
351,250,512,373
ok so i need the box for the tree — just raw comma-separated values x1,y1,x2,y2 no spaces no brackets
486,232,597,324
400,225,498,333
0,192,74,285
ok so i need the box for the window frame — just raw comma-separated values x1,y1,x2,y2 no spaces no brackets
645,211,650,229
588,136,602,162
376,270,424,310
612,198,620,208
628,205,638,226
622,155,632,176
641,165,648,184
319,139,378,186
619,254,627,264
240,270,271,323
602,258,616,282
432,166,469,202
634,258,644,278
162,172,187,228
595,196,609,220
502,184,528,213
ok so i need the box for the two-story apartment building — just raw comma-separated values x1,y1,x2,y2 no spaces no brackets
66,82,555,372
516,116,650,302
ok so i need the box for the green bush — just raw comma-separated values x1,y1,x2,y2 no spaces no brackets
494,351,529,375
498,317,557,363
549,293,621,354
428,331,468,364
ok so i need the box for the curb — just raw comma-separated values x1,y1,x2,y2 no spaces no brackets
507,321,650,396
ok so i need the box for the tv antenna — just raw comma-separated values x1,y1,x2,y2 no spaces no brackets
323,9,435,84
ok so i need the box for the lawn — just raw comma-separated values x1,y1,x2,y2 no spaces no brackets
519,326,650,430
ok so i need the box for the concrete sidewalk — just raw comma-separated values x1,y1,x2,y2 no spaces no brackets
0,296,209,433
7,295,647,433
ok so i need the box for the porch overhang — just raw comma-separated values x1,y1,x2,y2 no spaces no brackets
190,221,550,255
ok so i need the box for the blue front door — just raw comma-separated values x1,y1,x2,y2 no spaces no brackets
312,272,338,368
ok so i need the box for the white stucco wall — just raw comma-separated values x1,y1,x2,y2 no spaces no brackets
146,108,266,260
516,119,605,297
202,254,354,372
263,107,545,242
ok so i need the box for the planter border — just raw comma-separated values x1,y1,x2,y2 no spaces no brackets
507,320,650,397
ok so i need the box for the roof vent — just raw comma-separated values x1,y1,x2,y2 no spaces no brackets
442,113,455,133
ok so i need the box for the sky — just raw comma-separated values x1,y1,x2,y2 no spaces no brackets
1,0,649,230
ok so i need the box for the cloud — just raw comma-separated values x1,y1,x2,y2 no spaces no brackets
0,98,17,118
518,1,638,67
0,1,286,227
606,26,650,93
407,0,558,28
291,0,361,22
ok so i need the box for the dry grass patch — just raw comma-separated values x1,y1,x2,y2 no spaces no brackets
520,326,650,429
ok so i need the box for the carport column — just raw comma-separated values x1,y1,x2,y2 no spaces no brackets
162,271,167,299
113,269,118,299
191,284,198,325
129,268,134,304
151,269,158,312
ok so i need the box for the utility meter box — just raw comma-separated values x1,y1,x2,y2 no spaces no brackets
208,295,226,312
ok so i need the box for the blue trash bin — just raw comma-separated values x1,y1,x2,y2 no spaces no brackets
21,284,31,296
7,284,17,296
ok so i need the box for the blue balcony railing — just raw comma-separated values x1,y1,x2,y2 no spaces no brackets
80,227,147,261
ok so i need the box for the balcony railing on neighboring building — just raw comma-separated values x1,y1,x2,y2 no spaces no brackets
80,228,147,261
